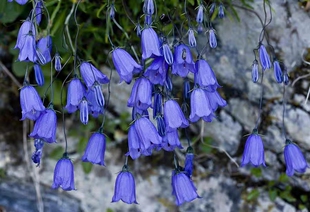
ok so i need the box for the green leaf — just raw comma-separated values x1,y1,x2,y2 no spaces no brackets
268,189,278,201
12,60,30,77
301,194,308,203
187,0,195,6
247,189,260,201
278,174,289,183
82,162,93,174
77,137,88,153
106,208,114,212
49,146,64,160
250,167,262,178
0,1,24,24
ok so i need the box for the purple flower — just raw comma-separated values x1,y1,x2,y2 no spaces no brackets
15,20,35,49
252,60,259,83
283,71,289,85
86,89,104,117
54,53,62,71
82,132,106,166
112,48,142,84
194,59,219,91
218,4,225,18
183,79,191,99
205,90,227,112
189,88,213,122
172,44,195,77
162,43,174,65
80,62,109,88
241,129,266,167
79,98,89,125
258,44,271,70
127,77,152,110
144,57,168,85
34,64,44,86
184,147,194,178
10,0,28,5
171,171,200,206
52,155,75,191
196,5,204,23
162,129,183,151
144,14,152,25
141,27,161,60
35,1,43,24
65,78,86,113
209,3,215,15
29,108,57,143
273,60,283,83
18,31,36,62
153,92,163,117
143,0,154,15
31,139,44,166
109,4,115,19
132,107,149,120
93,83,105,107
164,99,189,132
209,28,217,48
188,29,196,47
112,165,138,204
156,115,166,137
20,85,45,121
36,36,52,64
284,140,308,176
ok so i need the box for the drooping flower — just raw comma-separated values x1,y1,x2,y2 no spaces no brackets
165,75,173,92
153,92,163,117
209,28,217,48
162,129,183,151
218,4,225,18
132,107,149,120
93,83,105,107
144,56,168,85
156,115,166,137
171,171,200,206
35,1,43,24
241,129,266,167
183,79,191,99
172,44,195,77
31,139,44,166
258,44,271,70
189,88,213,122
196,5,204,23
29,108,57,143
80,62,109,88
34,64,44,86
11,0,28,5
283,71,289,85
252,60,259,83
194,59,220,91
15,20,35,50
18,30,36,62
112,165,138,204
284,139,308,176
143,0,154,15
209,3,216,15
82,131,106,166
112,48,142,84
109,3,115,19
184,146,194,178
36,36,52,65
127,77,152,110
273,60,283,83
188,29,196,47
65,78,86,113
162,43,174,65
205,90,227,112
141,27,161,60
164,99,189,132
54,53,62,71
79,98,89,125
20,85,45,120
52,154,75,191
86,89,104,117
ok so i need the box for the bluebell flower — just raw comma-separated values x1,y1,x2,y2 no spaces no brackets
153,92,163,117
144,14,152,25
80,62,109,88
112,48,142,84
93,83,105,107
188,29,196,47
205,90,227,112
258,44,271,70
165,75,173,92
209,3,215,15
184,146,194,178
36,36,52,65
241,129,266,167
189,88,212,122
9,0,28,5
132,107,149,120
196,5,204,23
127,77,152,110
144,57,168,85
109,4,115,19
171,171,200,205
164,99,189,132
273,60,283,83
284,140,308,176
82,132,106,166
31,139,44,166
112,165,138,204
52,155,75,191
86,89,104,117
141,27,161,60
18,30,36,62
209,28,217,48
65,78,86,113
162,129,183,151
34,64,44,86
54,53,62,71
79,98,89,125
162,43,174,65
20,85,45,120
172,44,195,77
183,79,191,99
194,59,219,91
252,60,259,83
156,115,166,137
35,1,43,25
218,4,225,18
15,20,35,50
136,24,142,37
143,0,154,15
283,71,289,85
30,108,57,143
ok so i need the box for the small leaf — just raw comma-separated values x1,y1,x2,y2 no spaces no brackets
82,162,93,174
301,194,308,203
268,189,277,201
247,189,260,201
49,146,64,160
250,167,262,177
